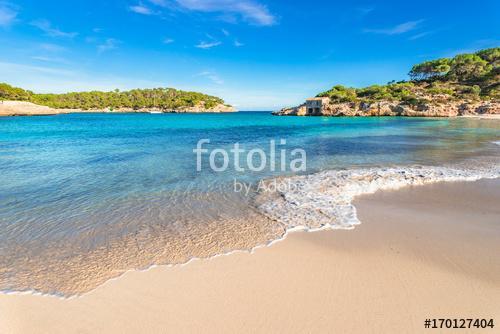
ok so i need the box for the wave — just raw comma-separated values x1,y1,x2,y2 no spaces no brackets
257,164,500,231
3,160,499,298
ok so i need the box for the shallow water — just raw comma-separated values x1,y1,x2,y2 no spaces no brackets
0,112,499,296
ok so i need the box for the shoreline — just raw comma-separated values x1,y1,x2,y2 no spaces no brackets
3,112,500,119
1,178,499,333
1,162,499,299
2,101,500,118
0,101,237,116
272,112,500,119
2,112,499,119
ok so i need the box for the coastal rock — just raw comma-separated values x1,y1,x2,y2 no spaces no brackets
273,97,500,118
175,102,237,113
459,102,500,115
323,102,360,116
273,104,306,116
0,101,237,116
94,102,237,113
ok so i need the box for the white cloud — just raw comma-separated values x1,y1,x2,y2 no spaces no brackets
31,55,69,64
149,0,276,26
129,4,155,15
234,39,244,47
179,0,276,26
355,6,375,17
31,19,78,38
221,28,229,36
163,38,175,44
98,38,120,53
0,61,76,77
148,0,169,6
319,49,334,60
195,40,221,49
197,71,224,85
39,43,67,52
0,61,167,94
0,2,17,27
364,19,424,35
409,31,433,41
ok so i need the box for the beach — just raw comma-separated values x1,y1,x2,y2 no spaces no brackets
1,2,498,333
0,101,235,116
0,101,69,116
1,178,499,333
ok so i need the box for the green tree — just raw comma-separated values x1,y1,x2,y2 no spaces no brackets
317,85,357,102
0,83,32,101
447,54,492,82
357,85,392,101
408,58,451,80
476,47,500,68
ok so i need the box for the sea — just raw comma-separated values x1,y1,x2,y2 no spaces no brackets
0,112,499,296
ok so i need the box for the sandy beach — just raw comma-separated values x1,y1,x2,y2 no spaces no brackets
1,3,498,333
0,101,65,116
0,101,235,116
1,178,498,333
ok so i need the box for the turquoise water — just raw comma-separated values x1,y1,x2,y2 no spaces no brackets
0,112,499,295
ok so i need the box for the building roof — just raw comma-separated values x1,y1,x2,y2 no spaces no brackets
306,97,329,101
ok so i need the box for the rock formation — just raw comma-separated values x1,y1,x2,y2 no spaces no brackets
0,101,236,116
273,99,500,117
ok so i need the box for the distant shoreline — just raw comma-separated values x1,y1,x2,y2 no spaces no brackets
273,99,500,117
274,109,500,119
0,101,237,117
2,101,499,118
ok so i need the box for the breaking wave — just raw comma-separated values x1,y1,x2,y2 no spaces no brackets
257,164,500,231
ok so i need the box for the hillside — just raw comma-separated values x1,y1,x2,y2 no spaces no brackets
0,84,236,115
275,47,499,117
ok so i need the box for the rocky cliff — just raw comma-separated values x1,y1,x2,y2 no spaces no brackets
273,99,499,117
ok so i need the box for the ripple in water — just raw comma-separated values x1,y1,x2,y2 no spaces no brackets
0,113,499,296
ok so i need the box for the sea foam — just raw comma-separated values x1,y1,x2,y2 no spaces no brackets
257,164,500,231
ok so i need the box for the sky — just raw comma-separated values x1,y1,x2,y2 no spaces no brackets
0,0,499,110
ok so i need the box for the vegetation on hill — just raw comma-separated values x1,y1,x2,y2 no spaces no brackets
0,84,227,110
317,47,499,105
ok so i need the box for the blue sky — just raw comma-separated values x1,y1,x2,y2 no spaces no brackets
0,0,499,110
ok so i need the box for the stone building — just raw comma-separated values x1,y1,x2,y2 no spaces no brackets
305,97,329,115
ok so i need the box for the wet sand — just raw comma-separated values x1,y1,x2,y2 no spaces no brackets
1,179,499,333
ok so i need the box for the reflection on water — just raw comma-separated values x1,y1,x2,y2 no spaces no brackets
0,113,499,295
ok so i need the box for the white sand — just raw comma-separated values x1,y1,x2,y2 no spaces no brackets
1,179,499,333
0,101,66,116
